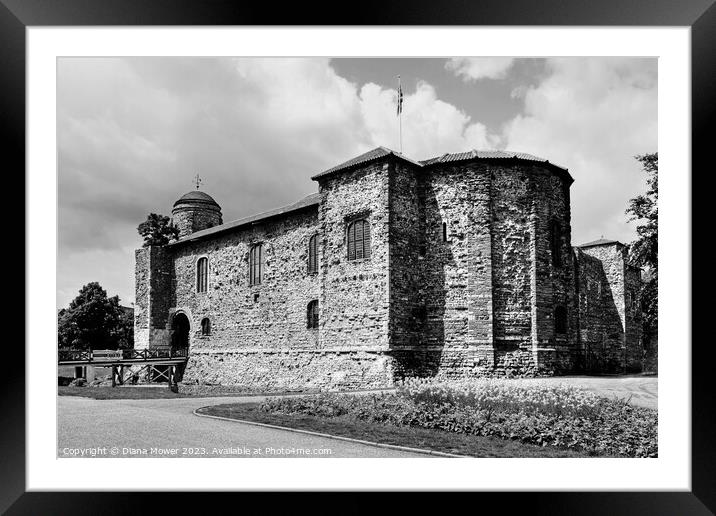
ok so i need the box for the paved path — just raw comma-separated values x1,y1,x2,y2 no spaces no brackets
57,395,426,458
511,375,658,409
58,376,656,458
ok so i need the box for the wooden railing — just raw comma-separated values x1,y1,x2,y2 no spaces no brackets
58,348,188,363
58,349,91,362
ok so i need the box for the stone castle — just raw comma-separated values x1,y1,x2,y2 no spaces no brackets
134,147,643,389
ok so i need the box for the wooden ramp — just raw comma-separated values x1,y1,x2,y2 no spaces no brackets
58,349,188,389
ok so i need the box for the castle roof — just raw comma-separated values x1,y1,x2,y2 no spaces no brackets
577,238,623,248
420,149,563,168
311,147,422,180
173,190,221,208
169,192,320,246
421,149,572,183
170,147,573,246
312,147,572,183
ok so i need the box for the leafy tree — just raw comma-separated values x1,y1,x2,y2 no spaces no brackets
137,213,179,247
58,282,132,350
626,153,658,348
115,305,135,350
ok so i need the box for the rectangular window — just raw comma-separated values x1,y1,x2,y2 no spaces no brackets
348,219,370,261
307,300,319,329
249,244,263,286
551,220,562,268
308,234,318,274
555,306,568,334
196,257,208,293
355,222,364,259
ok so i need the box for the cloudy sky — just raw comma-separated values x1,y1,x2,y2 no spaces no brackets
57,57,657,308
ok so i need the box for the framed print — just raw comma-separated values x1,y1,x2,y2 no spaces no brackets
6,0,711,512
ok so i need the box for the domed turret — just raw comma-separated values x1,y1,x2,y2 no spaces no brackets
172,189,222,238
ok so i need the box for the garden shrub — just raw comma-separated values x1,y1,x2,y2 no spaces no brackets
259,379,657,458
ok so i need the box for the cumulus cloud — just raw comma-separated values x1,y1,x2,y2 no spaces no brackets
446,57,516,81
359,81,492,159
501,58,657,245
57,58,496,306
57,57,656,308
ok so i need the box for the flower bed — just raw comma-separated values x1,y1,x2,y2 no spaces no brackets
259,379,658,457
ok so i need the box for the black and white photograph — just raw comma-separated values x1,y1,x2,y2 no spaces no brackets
2,0,709,505
55,55,660,460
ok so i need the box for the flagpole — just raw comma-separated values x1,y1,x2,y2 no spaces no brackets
398,75,403,154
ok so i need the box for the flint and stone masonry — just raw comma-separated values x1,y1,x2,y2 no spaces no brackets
134,147,643,389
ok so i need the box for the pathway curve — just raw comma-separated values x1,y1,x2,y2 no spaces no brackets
57,394,426,458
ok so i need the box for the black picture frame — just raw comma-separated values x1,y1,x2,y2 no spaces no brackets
6,0,709,513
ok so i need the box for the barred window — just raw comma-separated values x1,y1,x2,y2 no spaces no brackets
551,220,562,267
249,244,263,286
347,219,371,261
200,317,211,336
196,257,208,293
307,300,319,329
308,234,318,274
555,306,568,334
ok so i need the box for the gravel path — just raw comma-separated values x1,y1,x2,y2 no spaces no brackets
511,375,658,409
57,394,426,458
57,375,656,458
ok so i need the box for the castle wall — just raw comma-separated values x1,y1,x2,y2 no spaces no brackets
170,208,370,387
624,264,643,372
316,162,391,352
408,162,495,377
134,246,173,350
389,161,577,379
491,166,538,374
530,171,579,372
172,209,320,351
387,160,424,348
134,152,640,389
575,243,642,373
185,350,392,391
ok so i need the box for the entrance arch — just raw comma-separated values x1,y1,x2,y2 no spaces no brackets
171,312,190,352
171,312,191,381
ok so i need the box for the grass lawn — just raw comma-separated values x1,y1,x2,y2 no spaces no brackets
58,386,305,400
197,402,591,458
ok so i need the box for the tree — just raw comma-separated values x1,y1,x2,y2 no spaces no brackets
137,213,179,247
58,282,131,350
115,305,135,350
626,153,658,349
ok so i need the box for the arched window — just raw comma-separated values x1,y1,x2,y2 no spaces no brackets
307,300,319,329
196,257,208,293
249,244,263,286
200,317,211,336
555,306,568,334
347,219,370,261
308,234,318,274
442,221,448,242
551,220,562,267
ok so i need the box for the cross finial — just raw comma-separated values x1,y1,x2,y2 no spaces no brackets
193,173,202,190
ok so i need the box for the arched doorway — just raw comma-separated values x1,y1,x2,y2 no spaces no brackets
171,312,190,351
171,312,191,381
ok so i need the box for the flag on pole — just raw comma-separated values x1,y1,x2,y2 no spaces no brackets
396,80,403,116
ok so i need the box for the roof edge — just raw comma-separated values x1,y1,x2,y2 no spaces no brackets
168,193,320,246
421,153,573,184
311,147,422,181
576,239,625,249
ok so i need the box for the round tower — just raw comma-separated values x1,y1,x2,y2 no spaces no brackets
172,190,222,238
